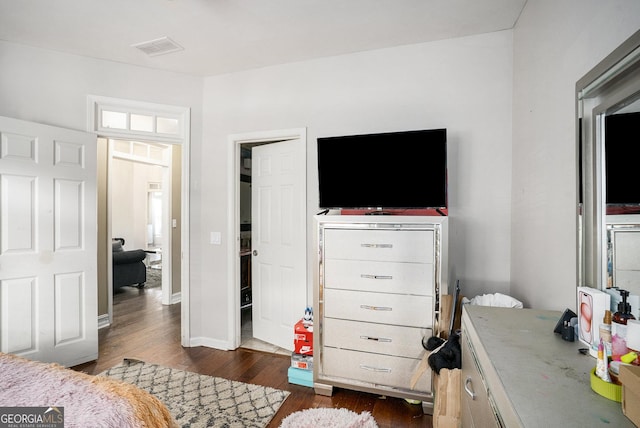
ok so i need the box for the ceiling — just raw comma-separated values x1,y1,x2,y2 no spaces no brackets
0,0,527,77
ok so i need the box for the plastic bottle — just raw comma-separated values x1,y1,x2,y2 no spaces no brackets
596,338,612,382
599,310,612,357
611,289,636,360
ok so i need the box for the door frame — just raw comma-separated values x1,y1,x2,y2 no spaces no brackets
87,95,191,346
227,128,307,349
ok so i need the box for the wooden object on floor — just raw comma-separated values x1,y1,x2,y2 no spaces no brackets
433,368,461,428
439,295,453,338
438,294,464,339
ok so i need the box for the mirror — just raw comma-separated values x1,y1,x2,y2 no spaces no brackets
578,30,640,302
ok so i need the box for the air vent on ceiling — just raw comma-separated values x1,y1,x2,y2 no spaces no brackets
132,36,183,57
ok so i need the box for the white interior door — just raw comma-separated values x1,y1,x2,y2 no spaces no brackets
251,139,306,350
0,115,97,367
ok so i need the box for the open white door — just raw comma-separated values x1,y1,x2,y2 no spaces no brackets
0,115,98,367
251,139,306,350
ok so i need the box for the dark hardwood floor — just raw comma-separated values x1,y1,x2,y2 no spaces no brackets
73,285,433,427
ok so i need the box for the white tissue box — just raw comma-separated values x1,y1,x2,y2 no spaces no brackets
626,319,640,352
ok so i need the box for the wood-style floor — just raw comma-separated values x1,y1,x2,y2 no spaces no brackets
73,285,433,427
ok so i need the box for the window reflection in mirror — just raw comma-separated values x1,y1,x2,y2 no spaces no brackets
577,30,640,310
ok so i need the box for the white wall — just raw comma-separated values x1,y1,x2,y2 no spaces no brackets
0,41,202,135
111,159,136,246
111,159,163,250
511,1,640,310
199,31,514,344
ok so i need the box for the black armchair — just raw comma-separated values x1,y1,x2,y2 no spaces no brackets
112,238,146,291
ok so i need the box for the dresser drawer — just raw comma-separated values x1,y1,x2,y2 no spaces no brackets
324,259,433,295
324,229,434,263
324,289,432,328
324,318,430,359
322,347,431,392
461,330,500,427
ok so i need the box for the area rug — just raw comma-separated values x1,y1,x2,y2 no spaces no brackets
279,408,378,428
101,358,290,428
145,266,161,289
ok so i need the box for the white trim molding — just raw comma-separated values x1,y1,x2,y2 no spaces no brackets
87,94,192,348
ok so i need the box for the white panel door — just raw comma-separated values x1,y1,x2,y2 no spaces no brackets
0,115,97,367
252,139,306,350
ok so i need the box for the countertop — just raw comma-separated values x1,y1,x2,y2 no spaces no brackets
462,305,635,427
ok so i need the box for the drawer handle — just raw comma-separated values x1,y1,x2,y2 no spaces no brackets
360,335,392,343
360,364,392,373
464,376,477,400
360,304,392,311
360,243,393,249
360,274,393,280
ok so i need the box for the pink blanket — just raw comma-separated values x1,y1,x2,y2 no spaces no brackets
0,352,177,428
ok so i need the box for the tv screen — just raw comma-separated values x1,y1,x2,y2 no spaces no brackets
317,128,447,210
605,112,640,206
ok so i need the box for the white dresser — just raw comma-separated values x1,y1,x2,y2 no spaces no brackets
461,305,635,427
313,215,448,412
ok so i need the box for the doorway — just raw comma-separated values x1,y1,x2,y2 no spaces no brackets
109,141,173,302
89,95,190,346
229,128,307,353
238,145,282,353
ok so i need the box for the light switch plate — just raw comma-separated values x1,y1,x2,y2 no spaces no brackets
210,231,221,245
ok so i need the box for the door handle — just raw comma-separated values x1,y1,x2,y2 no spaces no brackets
359,364,391,373
360,335,392,343
360,243,393,249
360,304,392,311
361,274,393,280
253,250,258,256
464,376,477,400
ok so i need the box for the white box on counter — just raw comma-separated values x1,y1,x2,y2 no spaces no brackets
577,287,611,356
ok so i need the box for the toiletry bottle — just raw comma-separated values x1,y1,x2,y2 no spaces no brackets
596,338,611,382
611,289,636,360
599,310,612,357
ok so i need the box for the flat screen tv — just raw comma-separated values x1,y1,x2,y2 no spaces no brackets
317,128,447,211
605,112,640,208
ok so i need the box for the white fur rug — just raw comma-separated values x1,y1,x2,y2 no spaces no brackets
279,408,379,428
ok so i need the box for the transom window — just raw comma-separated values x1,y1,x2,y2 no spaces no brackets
89,95,188,145
100,110,179,135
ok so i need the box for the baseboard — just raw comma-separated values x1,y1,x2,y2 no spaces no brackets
189,336,234,350
98,313,110,329
170,292,181,305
